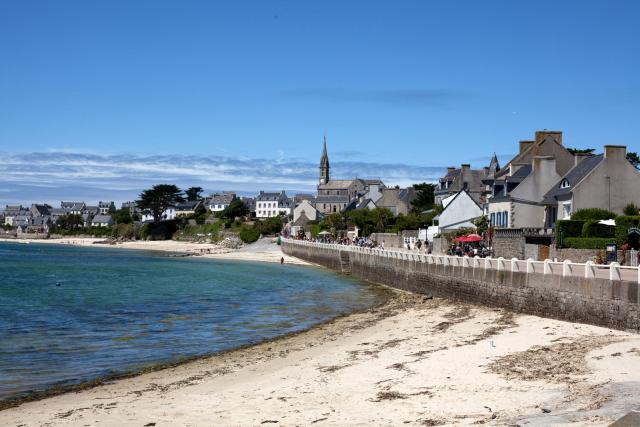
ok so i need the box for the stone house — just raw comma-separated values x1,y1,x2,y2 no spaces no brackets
542,145,640,227
434,163,491,205
98,201,115,215
486,130,574,228
293,199,319,223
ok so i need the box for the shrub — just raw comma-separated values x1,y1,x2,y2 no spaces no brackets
563,237,614,249
581,220,615,238
112,223,141,240
615,215,640,247
555,220,585,246
239,226,261,243
571,208,616,221
624,203,640,216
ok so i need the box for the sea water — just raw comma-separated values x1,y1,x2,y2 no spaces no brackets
0,242,385,401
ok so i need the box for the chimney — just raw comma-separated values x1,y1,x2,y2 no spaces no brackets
519,140,535,154
574,152,593,166
447,167,455,174
535,130,563,145
604,145,627,160
532,156,556,176
461,164,470,172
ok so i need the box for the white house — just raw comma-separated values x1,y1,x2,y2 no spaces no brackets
207,192,236,212
91,215,113,227
256,191,292,218
438,189,483,231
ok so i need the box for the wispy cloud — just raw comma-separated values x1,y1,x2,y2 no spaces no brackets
0,151,444,206
281,87,461,107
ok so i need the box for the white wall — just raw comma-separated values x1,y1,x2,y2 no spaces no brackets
439,191,483,230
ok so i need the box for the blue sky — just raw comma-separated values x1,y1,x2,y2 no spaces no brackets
1,1,639,205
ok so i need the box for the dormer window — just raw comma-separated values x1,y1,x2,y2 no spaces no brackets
560,179,570,189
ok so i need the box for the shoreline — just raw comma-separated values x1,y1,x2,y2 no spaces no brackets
0,286,397,412
2,286,640,425
0,237,311,265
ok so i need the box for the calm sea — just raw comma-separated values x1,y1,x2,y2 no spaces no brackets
0,242,385,401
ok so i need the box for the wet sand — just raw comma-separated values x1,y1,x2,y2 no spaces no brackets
1,289,639,426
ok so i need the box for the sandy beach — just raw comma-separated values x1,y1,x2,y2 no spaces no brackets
0,237,310,265
1,286,639,426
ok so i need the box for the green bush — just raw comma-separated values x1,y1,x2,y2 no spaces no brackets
624,203,640,216
563,237,614,249
581,220,615,238
555,220,585,245
239,226,261,243
615,215,640,247
571,208,616,221
112,223,141,240
140,220,177,240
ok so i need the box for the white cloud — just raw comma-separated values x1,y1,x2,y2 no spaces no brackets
0,151,443,205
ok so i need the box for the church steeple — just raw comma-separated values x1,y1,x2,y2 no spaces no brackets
319,136,330,185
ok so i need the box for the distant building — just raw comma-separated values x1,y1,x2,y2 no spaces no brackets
91,215,114,227
207,192,237,212
61,201,86,215
98,201,115,215
315,137,385,214
175,200,203,217
256,191,292,218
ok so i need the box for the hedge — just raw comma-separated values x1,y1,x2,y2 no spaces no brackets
555,220,585,245
571,208,616,221
239,226,261,243
563,237,614,249
615,215,640,247
581,220,615,238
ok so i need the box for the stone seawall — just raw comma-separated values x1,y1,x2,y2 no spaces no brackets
283,241,640,331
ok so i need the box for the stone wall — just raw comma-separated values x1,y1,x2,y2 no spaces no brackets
549,247,600,263
283,241,640,331
492,234,525,259
369,233,401,248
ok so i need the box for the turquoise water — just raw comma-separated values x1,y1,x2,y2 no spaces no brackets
0,242,385,401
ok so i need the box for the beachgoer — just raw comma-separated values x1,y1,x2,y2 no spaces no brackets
280,257,284,264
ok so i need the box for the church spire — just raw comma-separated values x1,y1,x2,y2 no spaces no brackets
319,136,330,185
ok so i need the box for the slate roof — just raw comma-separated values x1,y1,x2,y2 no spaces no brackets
317,180,358,190
291,211,310,227
91,215,113,224
176,200,202,211
315,194,350,204
208,192,236,205
542,154,604,205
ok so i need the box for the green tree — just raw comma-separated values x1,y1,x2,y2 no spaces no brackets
185,186,204,201
370,208,393,233
137,184,184,224
412,183,436,212
473,216,489,236
627,152,640,169
113,208,133,224
218,199,249,219
567,148,595,155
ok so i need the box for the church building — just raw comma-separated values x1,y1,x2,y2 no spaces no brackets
315,138,384,214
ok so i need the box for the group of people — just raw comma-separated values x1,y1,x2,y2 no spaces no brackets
447,242,491,258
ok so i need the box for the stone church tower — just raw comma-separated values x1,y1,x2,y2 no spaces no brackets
319,136,330,185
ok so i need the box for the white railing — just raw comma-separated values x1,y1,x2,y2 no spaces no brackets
283,239,640,283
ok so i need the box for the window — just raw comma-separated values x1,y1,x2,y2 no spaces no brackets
503,211,509,227
562,202,572,219
497,212,502,227
560,179,570,189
